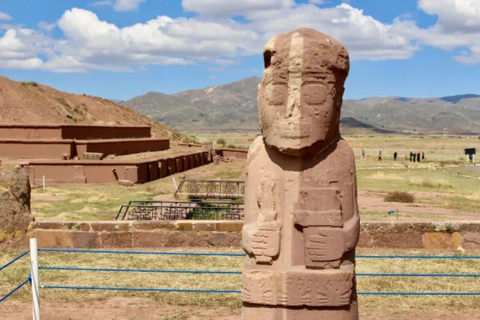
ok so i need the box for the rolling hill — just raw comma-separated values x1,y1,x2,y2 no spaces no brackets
0,76,182,140
123,77,480,135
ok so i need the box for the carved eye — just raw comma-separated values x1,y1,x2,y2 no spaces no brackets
266,83,287,106
301,84,327,105
264,50,273,68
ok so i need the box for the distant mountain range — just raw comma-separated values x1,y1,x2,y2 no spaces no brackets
123,76,480,134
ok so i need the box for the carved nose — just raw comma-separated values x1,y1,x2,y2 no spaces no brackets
285,94,302,120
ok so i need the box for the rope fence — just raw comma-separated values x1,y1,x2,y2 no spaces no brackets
2,241,480,316
0,250,31,304
37,247,480,296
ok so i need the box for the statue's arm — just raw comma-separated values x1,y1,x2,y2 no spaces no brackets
340,144,360,252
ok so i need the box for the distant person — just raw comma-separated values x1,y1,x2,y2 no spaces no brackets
378,150,382,161
422,152,425,160
393,152,397,161
413,152,416,162
417,152,421,162
361,149,366,160
409,152,413,162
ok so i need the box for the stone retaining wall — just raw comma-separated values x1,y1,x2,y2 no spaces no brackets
25,151,210,184
0,124,151,140
30,220,480,249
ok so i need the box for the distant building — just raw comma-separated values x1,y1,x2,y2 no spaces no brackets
465,148,476,163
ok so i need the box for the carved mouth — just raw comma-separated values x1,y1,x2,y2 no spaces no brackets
279,122,310,139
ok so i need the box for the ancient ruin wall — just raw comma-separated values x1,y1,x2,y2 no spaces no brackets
0,125,62,140
28,220,480,250
74,138,170,158
0,124,151,140
216,148,248,159
24,151,210,184
0,139,74,159
60,125,151,140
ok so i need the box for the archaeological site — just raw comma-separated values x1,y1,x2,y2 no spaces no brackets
1,3,480,318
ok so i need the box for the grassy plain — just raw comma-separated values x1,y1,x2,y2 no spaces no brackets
30,134,480,221
1,248,479,319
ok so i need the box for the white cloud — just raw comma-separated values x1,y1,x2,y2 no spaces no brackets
7,0,480,73
247,4,420,60
113,0,146,11
50,8,254,71
182,0,295,15
0,11,12,21
0,28,49,70
91,0,112,7
309,0,325,4
38,21,56,32
418,0,480,64
89,0,145,11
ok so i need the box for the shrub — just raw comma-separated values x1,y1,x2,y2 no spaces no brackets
384,191,415,203
216,138,226,146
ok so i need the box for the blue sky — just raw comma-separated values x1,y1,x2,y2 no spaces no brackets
0,0,479,100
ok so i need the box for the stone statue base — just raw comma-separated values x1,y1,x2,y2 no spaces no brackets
242,302,358,320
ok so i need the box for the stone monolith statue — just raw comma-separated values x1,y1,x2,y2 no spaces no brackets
242,28,359,319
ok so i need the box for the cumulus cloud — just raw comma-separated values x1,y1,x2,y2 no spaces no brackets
419,0,480,63
0,28,47,69
5,0,480,73
248,4,420,60
38,21,56,32
0,11,12,20
182,0,295,15
90,0,145,11
113,0,146,11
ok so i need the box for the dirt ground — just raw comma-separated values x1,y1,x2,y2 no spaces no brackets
1,298,479,320
357,190,480,219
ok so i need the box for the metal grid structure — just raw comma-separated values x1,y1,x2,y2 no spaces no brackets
174,179,245,200
116,200,244,221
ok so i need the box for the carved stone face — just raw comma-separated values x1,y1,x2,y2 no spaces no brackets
258,28,349,156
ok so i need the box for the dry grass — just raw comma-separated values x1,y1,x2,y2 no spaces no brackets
1,248,480,313
384,191,415,203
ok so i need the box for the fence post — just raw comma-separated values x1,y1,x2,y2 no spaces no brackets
30,238,41,320
42,176,45,190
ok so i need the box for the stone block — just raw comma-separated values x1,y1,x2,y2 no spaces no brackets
207,232,242,246
216,221,243,232
33,230,74,248
464,233,480,249
164,232,207,247
191,221,217,231
90,222,131,232
124,166,139,184
31,221,90,231
174,221,193,231
423,232,462,249
117,179,134,187
132,221,175,231
100,232,133,248
72,232,99,248
243,265,354,307
83,152,104,160
358,231,423,248
133,231,168,248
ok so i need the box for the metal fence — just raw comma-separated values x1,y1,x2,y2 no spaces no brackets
116,200,244,220
175,179,245,200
